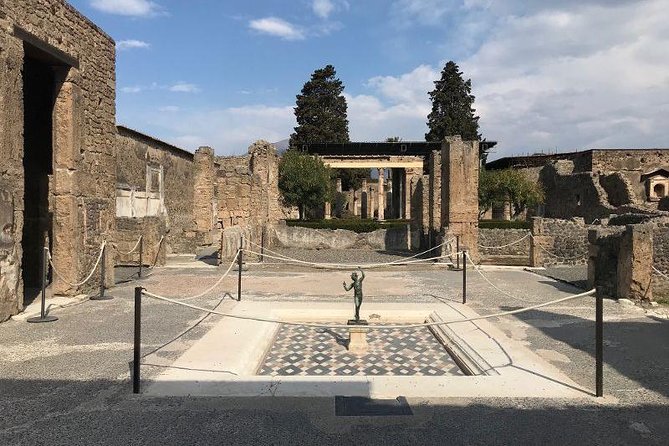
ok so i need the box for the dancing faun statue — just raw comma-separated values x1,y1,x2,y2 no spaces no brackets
343,267,366,323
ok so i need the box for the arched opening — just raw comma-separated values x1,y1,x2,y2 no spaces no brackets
654,183,666,198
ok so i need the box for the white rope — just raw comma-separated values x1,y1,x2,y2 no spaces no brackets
243,249,451,270
247,237,455,268
529,233,588,261
141,287,596,330
465,252,544,303
151,250,240,301
113,236,143,256
478,233,530,249
48,241,106,287
652,265,669,281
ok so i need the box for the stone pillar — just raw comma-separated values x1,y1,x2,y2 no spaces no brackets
193,147,215,244
441,136,479,260
378,168,385,221
617,224,654,301
361,178,368,219
529,217,552,267
324,201,332,220
386,174,393,219
428,151,442,246
352,189,359,216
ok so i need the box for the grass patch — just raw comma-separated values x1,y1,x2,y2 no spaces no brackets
285,219,409,233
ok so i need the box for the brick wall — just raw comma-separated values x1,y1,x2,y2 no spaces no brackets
0,0,115,320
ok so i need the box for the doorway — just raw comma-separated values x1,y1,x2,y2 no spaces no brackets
21,44,56,305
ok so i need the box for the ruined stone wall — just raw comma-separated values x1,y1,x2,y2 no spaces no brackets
478,229,530,257
540,162,614,223
587,226,625,298
428,151,441,245
539,218,591,265
652,223,669,299
0,0,115,320
115,129,196,254
114,217,166,267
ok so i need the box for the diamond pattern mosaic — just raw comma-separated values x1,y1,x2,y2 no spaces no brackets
258,324,464,376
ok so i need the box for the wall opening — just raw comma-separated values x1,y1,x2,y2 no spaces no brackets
654,183,666,199
21,43,58,305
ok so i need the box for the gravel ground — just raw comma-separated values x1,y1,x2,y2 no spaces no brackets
1,251,668,445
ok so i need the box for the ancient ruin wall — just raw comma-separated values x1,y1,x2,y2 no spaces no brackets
478,229,530,258
540,218,591,265
653,224,669,299
0,0,116,320
115,129,196,254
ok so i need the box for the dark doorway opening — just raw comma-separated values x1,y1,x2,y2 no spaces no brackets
21,44,57,305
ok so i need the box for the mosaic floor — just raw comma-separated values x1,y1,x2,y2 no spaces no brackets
258,323,464,376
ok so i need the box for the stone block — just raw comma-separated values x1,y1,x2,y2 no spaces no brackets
348,326,369,354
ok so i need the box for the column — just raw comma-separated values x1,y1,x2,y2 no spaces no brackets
193,147,215,244
361,178,368,219
324,202,332,220
378,168,385,221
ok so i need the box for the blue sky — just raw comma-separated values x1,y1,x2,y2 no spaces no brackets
69,0,669,159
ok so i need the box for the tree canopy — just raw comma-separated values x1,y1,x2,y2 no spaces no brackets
479,168,545,219
289,64,365,190
278,149,333,220
426,61,487,158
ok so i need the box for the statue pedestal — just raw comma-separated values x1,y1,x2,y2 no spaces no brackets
347,320,369,354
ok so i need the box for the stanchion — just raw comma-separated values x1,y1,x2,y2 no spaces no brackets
462,249,467,305
28,246,58,323
456,235,461,270
133,287,142,394
138,236,144,279
237,236,244,301
595,292,603,397
91,244,113,301
260,227,265,263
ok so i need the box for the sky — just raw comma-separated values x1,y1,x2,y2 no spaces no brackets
68,0,669,160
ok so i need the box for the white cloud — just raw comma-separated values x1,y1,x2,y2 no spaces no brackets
313,0,335,18
158,106,180,112
116,39,151,50
142,105,296,154
90,0,161,17
168,82,200,93
121,86,143,94
248,17,305,41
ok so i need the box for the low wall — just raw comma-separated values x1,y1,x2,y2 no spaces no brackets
269,225,410,252
478,229,530,257
540,218,590,265
115,217,167,267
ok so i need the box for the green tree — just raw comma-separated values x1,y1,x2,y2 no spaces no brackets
426,61,484,157
278,150,333,220
289,64,365,190
479,169,544,219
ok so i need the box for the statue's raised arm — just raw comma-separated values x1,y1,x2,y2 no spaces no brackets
358,267,365,281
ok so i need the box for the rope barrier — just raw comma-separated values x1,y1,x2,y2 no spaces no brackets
465,252,545,303
141,287,596,330
112,236,143,256
149,249,240,301
477,233,530,250
243,249,452,270
529,233,588,261
146,236,166,270
47,241,106,287
653,265,669,280
245,237,455,269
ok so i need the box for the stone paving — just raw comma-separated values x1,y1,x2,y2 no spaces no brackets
258,323,463,376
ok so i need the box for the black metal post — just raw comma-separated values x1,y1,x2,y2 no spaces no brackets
260,227,265,263
456,235,460,270
237,236,243,301
91,244,113,301
596,292,603,397
138,236,143,279
133,287,142,394
462,249,467,305
28,246,58,323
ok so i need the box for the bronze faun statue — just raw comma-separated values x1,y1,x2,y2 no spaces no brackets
343,267,365,322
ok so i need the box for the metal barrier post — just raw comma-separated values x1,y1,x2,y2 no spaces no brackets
91,244,113,301
462,250,467,305
456,236,460,270
138,236,144,279
237,236,244,301
596,292,603,397
133,287,142,394
260,227,265,263
27,246,58,323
